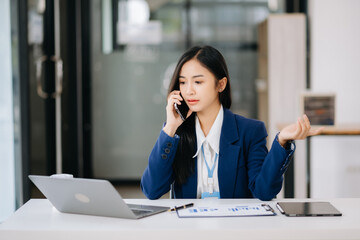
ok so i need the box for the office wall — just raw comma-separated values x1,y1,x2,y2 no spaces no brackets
310,0,360,120
309,0,360,197
0,0,15,222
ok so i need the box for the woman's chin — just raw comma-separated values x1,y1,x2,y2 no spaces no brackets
188,107,200,113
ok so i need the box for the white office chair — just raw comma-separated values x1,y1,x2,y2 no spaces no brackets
169,182,175,199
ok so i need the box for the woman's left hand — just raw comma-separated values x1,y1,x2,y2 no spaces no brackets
278,115,324,147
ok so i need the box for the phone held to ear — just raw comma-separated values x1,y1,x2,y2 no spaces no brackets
174,101,189,121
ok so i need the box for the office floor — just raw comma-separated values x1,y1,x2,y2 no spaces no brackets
31,183,170,199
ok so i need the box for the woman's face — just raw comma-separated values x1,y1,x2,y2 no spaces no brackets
179,59,223,115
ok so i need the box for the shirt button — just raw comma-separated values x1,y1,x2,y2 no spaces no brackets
164,148,170,154
161,154,167,159
167,142,172,148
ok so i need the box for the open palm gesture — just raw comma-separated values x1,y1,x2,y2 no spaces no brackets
278,115,323,146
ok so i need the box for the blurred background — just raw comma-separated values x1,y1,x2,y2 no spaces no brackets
1,0,360,222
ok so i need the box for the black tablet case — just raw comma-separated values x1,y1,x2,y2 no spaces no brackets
276,202,342,217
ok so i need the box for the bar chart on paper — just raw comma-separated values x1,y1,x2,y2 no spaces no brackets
176,203,275,218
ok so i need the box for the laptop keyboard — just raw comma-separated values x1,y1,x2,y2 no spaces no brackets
131,208,153,216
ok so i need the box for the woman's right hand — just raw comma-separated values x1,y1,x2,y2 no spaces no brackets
163,90,192,137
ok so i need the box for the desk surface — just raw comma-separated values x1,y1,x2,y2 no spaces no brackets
277,123,360,135
1,198,360,240
319,124,360,135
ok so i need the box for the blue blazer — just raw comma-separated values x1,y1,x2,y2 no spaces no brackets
141,108,295,201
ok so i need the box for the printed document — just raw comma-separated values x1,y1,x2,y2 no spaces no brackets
176,203,275,218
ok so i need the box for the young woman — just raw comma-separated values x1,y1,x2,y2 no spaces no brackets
141,46,322,200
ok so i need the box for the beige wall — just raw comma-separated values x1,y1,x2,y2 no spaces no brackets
309,0,360,198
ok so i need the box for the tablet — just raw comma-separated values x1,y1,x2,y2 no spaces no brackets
276,202,342,217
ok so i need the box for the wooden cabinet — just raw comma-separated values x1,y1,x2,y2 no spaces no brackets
257,13,306,143
257,14,307,197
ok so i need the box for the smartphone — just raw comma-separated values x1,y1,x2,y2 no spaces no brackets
174,100,189,121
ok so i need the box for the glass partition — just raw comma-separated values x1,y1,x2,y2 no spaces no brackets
91,0,269,180
0,0,16,222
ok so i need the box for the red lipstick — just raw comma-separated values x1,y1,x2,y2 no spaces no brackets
187,100,199,105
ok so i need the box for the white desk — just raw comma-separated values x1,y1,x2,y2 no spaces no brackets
1,198,360,240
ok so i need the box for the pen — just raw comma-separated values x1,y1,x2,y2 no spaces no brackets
168,203,194,212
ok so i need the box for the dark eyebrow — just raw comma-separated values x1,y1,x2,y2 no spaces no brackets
178,75,204,79
192,75,204,79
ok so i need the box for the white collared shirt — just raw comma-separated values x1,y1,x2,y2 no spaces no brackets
194,105,224,198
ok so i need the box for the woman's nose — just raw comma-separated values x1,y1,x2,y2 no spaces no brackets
186,83,195,95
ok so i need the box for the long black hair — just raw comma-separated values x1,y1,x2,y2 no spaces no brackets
168,46,232,185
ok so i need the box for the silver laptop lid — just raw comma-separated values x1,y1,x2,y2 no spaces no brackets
29,175,168,219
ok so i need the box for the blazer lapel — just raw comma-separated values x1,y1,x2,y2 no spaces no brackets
218,109,241,198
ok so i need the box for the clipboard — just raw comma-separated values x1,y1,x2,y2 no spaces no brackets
176,203,276,218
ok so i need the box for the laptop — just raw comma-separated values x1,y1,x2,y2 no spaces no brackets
29,175,170,219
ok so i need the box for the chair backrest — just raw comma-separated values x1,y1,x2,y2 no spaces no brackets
169,182,175,199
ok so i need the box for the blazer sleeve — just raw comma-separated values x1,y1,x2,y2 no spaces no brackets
246,121,295,201
140,129,180,199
